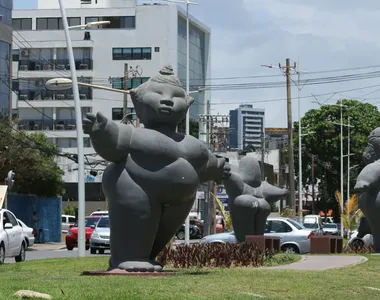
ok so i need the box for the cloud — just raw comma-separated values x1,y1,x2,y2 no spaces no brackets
13,0,380,126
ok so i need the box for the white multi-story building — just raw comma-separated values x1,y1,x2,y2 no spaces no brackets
229,104,265,150
0,0,13,115
11,0,211,197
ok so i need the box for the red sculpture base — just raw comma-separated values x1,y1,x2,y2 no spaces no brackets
82,269,177,276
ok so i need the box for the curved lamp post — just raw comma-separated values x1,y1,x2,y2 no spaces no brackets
49,0,110,258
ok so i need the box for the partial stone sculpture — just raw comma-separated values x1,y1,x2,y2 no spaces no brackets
83,65,231,272
354,127,380,253
223,156,289,242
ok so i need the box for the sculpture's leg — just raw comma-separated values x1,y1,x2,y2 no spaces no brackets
229,195,260,243
102,163,161,272
149,198,195,264
254,199,271,235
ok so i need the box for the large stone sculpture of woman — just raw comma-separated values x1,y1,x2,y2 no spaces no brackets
83,66,231,272
223,156,289,242
354,127,380,252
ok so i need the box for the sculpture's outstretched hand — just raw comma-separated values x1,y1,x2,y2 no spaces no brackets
83,112,108,135
215,158,231,184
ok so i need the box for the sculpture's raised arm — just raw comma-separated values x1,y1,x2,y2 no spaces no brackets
83,112,133,163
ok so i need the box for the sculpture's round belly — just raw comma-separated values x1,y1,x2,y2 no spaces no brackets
126,157,200,205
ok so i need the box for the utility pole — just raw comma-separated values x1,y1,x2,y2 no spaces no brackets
347,117,351,203
311,155,315,214
199,110,229,236
122,64,142,128
284,58,296,217
262,59,296,217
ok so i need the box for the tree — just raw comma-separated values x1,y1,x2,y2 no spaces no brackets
0,117,65,197
292,99,380,216
177,119,199,138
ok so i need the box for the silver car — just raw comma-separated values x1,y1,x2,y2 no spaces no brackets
90,216,110,254
201,217,317,254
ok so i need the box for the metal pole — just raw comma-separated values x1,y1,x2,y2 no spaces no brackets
297,67,302,219
58,0,86,257
184,1,190,245
340,103,344,238
347,117,351,207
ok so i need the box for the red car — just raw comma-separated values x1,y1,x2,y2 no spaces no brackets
65,216,101,250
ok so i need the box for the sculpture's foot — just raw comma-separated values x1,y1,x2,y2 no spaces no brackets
118,261,163,272
150,259,164,269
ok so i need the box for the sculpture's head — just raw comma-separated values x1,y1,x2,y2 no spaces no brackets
238,156,262,188
129,65,194,128
363,127,380,165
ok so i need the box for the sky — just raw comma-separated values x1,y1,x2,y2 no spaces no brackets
13,0,380,127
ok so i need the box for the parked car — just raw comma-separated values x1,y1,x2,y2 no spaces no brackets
66,216,101,250
90,216,110,254
201,217,318,254
322,223,341,236
348,229,374,250
0,209,26,264
17,219,35,248
176,223,203,240
90,211,109,217
302,222,324,235
62,215,76,233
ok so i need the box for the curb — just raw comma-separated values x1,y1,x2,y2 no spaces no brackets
27,245,66,251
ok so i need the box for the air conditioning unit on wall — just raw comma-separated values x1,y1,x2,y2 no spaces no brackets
21,49,29,57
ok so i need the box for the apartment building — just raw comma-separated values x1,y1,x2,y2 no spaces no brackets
229,104,265,150
11,0,211,194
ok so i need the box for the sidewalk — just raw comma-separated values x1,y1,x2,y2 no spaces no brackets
264,255,367,271
27,243,66,251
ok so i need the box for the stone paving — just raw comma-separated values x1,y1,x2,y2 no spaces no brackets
264,255,368,271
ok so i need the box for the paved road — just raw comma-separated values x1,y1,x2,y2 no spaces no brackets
4,239,201,264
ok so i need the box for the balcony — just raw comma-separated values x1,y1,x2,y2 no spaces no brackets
18,119,79,131
18,89,92,101
18,58,93,71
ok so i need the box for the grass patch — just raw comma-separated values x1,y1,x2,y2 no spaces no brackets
1,255,379,299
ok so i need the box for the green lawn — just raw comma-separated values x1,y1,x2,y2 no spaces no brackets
1,255,380,300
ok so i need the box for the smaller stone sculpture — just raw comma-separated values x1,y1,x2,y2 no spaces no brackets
354,127,380,253
223,156,289,242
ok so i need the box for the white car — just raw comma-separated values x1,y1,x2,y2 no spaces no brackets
62,215,76,233
90,211,109,217
348,229,374,249
17,219,35,248
0,209,26,264
201,217,318,254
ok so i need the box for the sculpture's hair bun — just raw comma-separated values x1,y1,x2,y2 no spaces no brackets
160,65,175,76
150,65,183,88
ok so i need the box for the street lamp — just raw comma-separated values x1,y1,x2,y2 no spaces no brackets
50,0,111,257
68,21,110,30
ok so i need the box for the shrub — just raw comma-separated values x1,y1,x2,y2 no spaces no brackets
343,244,374,254
156,242,274,269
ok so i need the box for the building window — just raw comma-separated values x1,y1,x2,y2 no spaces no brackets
12,49,19,62
85,16,135,29
112,47,151,60
12,79,19,91
112,78,124,90
126,77,150,89
12,18,32,30
112,108,123,121
155,47,160,52
68,17,81,27
36,17,79,30
127,108,136,120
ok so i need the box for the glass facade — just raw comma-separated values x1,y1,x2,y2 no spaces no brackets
0,0,12,25
0,41,10,115
177,16,206,119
